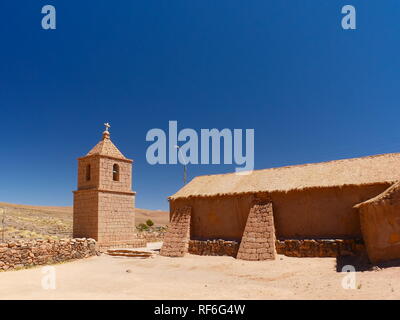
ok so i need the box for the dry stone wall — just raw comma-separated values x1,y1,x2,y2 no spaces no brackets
189,240,239,257
0,238,97,271
237,202,276,261
275,239,365,257
160,206,191,257
187,239,365,258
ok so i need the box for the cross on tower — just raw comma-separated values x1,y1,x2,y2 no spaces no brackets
104,123,111,132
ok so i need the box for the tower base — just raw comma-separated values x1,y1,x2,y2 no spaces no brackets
96,238,147,250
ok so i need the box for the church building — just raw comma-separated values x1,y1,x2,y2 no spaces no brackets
73,124,144,249
162,152,400,263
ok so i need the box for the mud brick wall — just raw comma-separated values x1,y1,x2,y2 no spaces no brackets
97,191,137,246
0,238,97,271
77,156,133,194
189,240,239,257
97,239,146,250
275,239,365,257
237,202,276,261
160,206,191,257
74,190,140,249
77,157,101,190
73,190,98,239
98,157,133,193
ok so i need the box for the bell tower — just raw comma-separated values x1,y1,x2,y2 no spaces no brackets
73,124,140,248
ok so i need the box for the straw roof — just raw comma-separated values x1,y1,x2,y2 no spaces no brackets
170,153,400,200
354,181,400,209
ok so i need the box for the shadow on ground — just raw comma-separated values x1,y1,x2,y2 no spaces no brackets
336,254,400,272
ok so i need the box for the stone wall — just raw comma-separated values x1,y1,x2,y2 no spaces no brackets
275,239,365,257
77,156,100,191
73,189,139,249
0,238,97,271
189,240,239,257
237,202,276,261
137,231,165,243
98,157,133,193
160,206,191,257
97,191,138,248
73,189,98,240
187,239,365,259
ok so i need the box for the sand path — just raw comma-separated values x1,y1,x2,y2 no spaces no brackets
0,243,399,300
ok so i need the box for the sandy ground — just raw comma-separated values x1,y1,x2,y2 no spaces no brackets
0,242,399,300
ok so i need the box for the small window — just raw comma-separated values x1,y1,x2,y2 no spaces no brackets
113,164,120,181
86,164,91,181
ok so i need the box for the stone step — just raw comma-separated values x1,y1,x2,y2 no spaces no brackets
106,249,153,258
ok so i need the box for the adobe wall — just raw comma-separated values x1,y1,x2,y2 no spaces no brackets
0,238,97,271
170,183,391,240
73,190,98,239
172,194,252,241
272,184,390,239
78,155,133,193
358,203,400,263
98,157,133,193
97,191,138,247
77,157,100,190
73,190,140,248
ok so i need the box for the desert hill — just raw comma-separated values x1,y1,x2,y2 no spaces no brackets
0,202,169,241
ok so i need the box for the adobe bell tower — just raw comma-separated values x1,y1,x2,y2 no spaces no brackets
73,123,142,248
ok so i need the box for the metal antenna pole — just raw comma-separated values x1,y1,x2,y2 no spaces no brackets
183,162,187,185
175,145,188,185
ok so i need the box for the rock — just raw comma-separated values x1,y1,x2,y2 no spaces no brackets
0,238,97,272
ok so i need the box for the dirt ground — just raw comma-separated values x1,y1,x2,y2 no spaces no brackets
0,242,399,300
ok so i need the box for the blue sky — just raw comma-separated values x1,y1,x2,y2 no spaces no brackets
1,1,400,210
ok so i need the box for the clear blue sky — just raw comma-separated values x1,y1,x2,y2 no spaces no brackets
1,0,400,210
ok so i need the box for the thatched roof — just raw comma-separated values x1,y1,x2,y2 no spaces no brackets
354,181,400,209
170,153,400,200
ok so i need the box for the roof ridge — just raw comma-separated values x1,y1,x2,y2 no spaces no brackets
193,152,400,179
170,152,400,199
